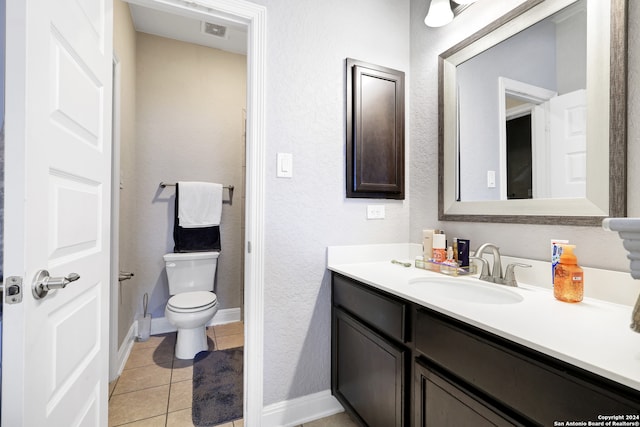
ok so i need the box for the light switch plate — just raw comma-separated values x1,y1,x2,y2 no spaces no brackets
277,153,293,178
487,170,496,188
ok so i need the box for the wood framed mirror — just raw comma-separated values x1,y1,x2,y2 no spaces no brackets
438,0,627,225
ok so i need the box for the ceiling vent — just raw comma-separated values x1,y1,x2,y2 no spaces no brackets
202,22,228,39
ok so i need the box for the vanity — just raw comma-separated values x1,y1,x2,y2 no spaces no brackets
328,0,639,424
328,245,640,426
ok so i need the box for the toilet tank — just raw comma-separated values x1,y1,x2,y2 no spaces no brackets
163,251,220,294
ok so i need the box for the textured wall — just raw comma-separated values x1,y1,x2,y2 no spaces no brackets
259,0,411,405
133,33,246,318
409,0,640,282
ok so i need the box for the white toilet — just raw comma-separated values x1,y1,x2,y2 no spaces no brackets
163,251,220,359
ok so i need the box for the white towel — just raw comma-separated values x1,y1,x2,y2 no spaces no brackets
178,181,223,228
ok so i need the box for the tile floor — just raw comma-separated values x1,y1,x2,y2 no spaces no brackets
108,322,244,427
108,321,357,427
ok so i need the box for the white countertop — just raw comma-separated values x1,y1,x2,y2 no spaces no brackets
327,244,640,392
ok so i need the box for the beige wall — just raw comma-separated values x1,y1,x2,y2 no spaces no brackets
114,1,247,346
114,0,138,349
134,32,246,318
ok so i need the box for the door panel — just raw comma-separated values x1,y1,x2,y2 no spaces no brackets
549,89,587,198
3,0,112,424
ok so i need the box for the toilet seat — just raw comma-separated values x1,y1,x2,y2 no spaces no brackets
167,291,217,313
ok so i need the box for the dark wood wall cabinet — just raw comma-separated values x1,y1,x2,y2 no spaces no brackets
345,58,405,199
331,272,640,427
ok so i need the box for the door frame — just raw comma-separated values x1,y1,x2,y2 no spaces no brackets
122,0,266,423
110,54,122,381
497,77,556,200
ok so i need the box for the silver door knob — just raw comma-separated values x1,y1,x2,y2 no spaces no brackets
32,270,80,299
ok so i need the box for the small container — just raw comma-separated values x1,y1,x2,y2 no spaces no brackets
551,239,569,285
137,314,152,342
432,233,446,263
415,256,425,269
456,238,470,267
553,244,583,303
422,229,434,261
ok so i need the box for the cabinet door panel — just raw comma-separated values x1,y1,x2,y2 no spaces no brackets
415,361,518,427
333,308,406,427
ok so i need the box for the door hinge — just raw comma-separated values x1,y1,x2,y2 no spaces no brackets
247,241,252,254
4,276,24,304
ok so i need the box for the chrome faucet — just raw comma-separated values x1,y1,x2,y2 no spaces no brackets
472,243,531,287
475,243,503,282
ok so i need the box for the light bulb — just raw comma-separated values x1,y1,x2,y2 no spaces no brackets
424,0,454,28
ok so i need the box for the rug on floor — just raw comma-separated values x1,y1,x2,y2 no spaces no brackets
192,347,243,426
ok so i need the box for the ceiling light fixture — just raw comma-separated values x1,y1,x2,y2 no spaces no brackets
424,0,454,28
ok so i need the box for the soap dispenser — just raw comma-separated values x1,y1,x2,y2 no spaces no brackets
553,244,584,303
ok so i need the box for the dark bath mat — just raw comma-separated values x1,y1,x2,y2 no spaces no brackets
192,347,243,426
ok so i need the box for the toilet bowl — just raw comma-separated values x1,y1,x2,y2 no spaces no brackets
163,251,220,359
165,291,218,359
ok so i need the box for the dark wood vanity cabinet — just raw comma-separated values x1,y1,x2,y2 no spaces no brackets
331,273,640,427
332,274,411,427
414,309,640,425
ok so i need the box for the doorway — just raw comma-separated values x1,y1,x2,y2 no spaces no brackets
111,0,265,424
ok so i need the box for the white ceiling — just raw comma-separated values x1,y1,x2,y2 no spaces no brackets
128,4,248,55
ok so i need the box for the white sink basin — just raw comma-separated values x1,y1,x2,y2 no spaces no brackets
408,277,524,305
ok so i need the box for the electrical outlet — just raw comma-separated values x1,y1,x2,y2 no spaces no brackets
367,205,385,219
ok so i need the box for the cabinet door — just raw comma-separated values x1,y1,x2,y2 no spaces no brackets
414,361,520,427
333,308,407,427
346,58,405,199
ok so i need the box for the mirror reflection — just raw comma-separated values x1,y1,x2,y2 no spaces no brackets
456,0,586,202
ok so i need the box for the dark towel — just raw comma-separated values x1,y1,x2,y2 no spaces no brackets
173,183,221,252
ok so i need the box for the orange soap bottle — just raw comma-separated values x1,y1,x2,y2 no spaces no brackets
553,244,584,303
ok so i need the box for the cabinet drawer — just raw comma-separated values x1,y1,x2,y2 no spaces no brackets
332,273,407,342
415,309,640,424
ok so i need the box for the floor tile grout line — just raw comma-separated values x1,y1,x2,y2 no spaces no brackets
111,382,172,398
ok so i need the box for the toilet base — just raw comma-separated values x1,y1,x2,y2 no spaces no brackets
175,326,208,359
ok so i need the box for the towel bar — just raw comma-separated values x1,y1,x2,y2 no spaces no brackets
159,182,234,206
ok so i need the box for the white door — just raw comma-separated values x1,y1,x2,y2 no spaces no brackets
548,89,587,198
3,0,113,425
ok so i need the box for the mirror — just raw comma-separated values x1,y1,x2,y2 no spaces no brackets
438,0,627,225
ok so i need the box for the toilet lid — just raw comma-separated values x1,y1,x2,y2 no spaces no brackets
168,291,217,311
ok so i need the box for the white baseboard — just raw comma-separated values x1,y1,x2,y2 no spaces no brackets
149,307,242,335
262,390,344,427
114,321,138,377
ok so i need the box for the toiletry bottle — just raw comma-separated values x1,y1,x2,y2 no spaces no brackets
433,233,446,263
452,238,459,264
422,230,434,261
553,244,583,303
446,246,454,262
551,239,569,285
457,238,470,267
